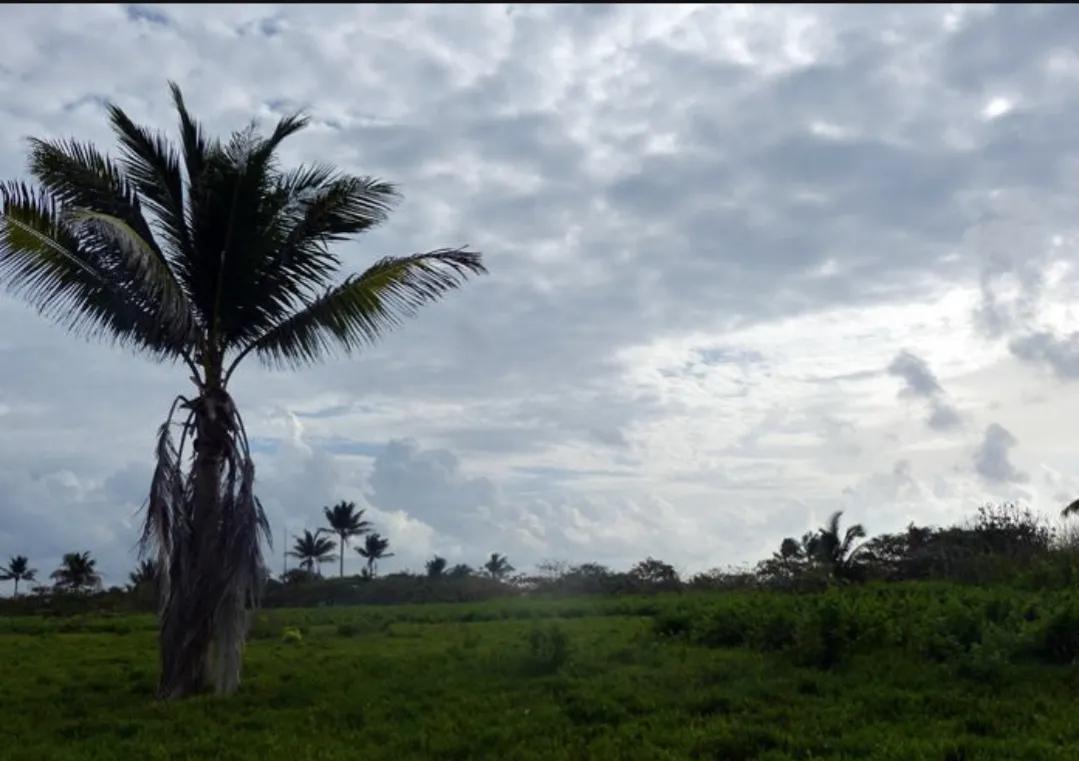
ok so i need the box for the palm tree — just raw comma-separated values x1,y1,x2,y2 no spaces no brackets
1,555,37,597
129,559,160,590
425,555,447,578
806,511,867,582
483,552,514,580
0,85,485,698
323,501,371,578
1062,498,1079,518
288,530,337,576
448,564,473,578
355,533,393,577
50,552,102,593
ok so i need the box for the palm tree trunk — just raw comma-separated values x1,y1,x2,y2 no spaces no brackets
340,536,345,578
13,577,18,597
159,387,230,699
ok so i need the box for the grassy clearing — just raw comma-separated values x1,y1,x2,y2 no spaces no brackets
3,585,1079,760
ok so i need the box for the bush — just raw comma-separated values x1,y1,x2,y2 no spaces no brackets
1039,604,1079,663
525,622,570,674
281,627,303,644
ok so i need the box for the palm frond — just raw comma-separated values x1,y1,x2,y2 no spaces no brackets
0,183,189,357
106,102,193,269
244,248,486,370
66,209,198,336
1062,498,1079,518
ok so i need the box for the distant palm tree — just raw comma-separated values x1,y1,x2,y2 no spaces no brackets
323,501,371,578
288,530,337,576
1062,498,1079,518
425,555,447,578
806,511,866,582
448,564,473,578
483,553,514,580
51,552,102,593
355,533,393,577
129,559,160,590
0,84,485,698
1,555,36,597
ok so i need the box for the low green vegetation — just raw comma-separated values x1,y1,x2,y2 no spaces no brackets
3,583,1079,760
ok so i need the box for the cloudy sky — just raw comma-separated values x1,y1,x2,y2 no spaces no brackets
3,4,1079,587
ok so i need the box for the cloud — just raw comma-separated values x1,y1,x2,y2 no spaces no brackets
886,350,962,431
974,423,1029,484
4,5,1079,586
888,351,943,398
1009,331,1079,380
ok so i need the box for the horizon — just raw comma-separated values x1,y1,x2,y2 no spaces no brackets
4,4,1079,590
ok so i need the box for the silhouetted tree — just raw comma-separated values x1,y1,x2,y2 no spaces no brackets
323,501,371,578
806,511,866,582
426,555,447,578
448,564,473,578
355,533,393,577
288,530,336,576
483,553,514,580
0,83,485,698
51,552,102,593
1,555,36,597
629,557,680,588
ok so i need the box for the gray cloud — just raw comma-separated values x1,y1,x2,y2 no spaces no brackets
3,5,1079,585
1009,331,1079,380
974,423,1028,484
888,351,944,398
887,350,962,431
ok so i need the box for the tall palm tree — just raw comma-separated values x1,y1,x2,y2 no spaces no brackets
425,555,447,578
483,552,514,580
355,533,393,577
323,501,370,578
0,84,485,698
288,530,337,576
50,552,102,593
806,511,866,582
1,555,36,597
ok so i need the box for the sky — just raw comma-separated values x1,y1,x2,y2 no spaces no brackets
3,4,1079,588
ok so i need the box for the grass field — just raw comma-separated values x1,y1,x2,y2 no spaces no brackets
3,585,1079,760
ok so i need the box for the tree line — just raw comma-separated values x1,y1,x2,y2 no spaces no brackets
8,501,1071,603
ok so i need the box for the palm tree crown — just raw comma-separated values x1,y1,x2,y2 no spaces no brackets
288,530,337,575
806,511,866,581
1,555,37,597
0,83,485,698
355,533,393,577
425,555,447,578
50,551,102,593
483,553,514,580
323,500,371,577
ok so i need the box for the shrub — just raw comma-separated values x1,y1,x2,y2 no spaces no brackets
1039,604,1079,663
281,627,303,644
525,622,570,674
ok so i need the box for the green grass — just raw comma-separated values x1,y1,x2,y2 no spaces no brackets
3,585,1079,759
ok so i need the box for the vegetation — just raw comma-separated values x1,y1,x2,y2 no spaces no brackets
3,583,1079,759
287,530,336,576
425,555,448,578
484,552,515,580
0,555,36,597
322,501,370,578
0,84,485,698
355,533,393,578
50,552,102,594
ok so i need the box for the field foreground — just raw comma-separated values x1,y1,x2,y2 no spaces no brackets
3,584,1079,760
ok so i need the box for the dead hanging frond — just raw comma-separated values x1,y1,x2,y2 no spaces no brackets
144,390,272,697
140,395,194,615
